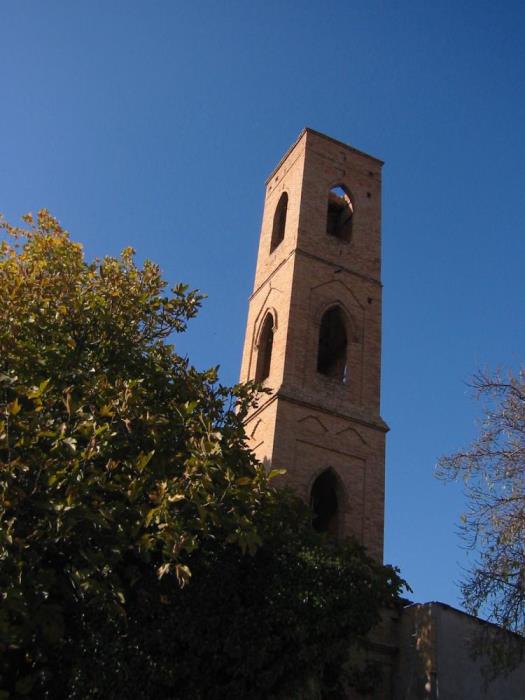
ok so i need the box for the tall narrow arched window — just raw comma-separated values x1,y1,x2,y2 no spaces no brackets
270,192,288,253
255,313,274,381
326,185,353,241
311,469,340,537
317,307,347,381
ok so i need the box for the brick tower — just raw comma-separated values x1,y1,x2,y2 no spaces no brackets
239,128,387,561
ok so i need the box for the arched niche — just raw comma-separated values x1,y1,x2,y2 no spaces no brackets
317,306,348,382
311,468,342,538
270,191,288,253
326,185,353,241
255,312,275,381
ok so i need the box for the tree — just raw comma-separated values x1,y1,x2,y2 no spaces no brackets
437,369,525,669
0,210,272,696
0,211,405,698
65,493,404,699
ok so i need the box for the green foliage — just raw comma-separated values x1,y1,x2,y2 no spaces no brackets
62,494,405,699
0,211,269,696
0,211,406,698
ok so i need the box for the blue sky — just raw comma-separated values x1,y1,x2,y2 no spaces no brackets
1,1,524,608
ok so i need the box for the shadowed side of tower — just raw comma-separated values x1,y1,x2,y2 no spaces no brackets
239,128,387,561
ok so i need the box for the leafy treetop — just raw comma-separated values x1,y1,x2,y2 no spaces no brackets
0,211,406,699
0,210,271,641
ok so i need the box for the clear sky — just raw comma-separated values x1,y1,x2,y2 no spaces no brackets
1,1,524,609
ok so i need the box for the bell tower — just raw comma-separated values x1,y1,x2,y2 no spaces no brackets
239,128,387,560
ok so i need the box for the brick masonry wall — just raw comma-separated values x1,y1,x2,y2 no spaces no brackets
239,128,386,561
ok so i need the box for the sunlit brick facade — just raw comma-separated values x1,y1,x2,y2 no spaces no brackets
240,128,387,561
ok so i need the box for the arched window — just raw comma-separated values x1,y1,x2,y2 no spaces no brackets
255,313,274,381
317,307,347,381
311,469,339,537
270,192,288,253
326,185,353,241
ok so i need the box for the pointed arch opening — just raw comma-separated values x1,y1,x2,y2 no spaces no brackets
317,306,348,381
255,313,274,382
270,192,288,253
311,469,340,537
326,185,353,241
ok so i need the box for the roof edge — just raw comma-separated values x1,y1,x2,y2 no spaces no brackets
265,127,384,184
404,600,525,639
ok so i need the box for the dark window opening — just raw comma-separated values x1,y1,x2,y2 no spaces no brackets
326,186,353,241
311,469,339,537
255,314,274,381
270,192,288,253
317,307,347,381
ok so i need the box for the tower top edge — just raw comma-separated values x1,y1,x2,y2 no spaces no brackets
265,127,384,184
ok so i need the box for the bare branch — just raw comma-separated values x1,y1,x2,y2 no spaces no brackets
437,367,525,668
